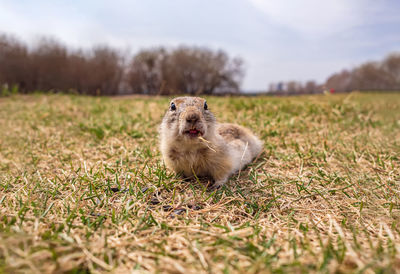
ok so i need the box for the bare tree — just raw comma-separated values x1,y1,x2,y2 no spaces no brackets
84,46,124,95
286,81,298,93
304,80,318,93
0,34,31,92
126,48,167,95
382,53,400,89
325,52,400,92
325,70,353,92
268,83,275,92
126,46,244,95
30,37,69,92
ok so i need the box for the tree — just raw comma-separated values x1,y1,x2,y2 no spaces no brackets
325,70,353,92
382,53,400,89
84,46,124,95
325,52,400,92
0,35,31,92
126,46,244,95
304,80,318,93
30,38,69,92
126,48,167,95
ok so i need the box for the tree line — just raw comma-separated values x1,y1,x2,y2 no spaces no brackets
267,80,320,94
2,33,400,96
325,53,400,92
0,34,244,95
268,53,400,94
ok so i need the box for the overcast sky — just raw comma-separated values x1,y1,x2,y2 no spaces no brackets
1,0,400,90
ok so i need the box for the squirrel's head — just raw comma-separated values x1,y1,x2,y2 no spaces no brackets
161,97,216,142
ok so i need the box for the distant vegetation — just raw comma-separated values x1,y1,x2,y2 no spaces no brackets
127,47,243,95
0,34,243,95
1,32,400,96
268,53,400,94
326,53,400,92
267,80,320,95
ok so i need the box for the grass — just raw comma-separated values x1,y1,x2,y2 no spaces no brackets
0,92,399,273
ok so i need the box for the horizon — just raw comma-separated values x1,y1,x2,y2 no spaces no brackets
1,0,400,90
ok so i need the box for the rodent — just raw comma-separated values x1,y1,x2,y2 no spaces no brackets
159,97,263,188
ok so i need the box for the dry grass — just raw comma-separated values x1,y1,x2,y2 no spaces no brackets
0,92,399,273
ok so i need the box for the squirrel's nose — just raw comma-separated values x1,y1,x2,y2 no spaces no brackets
186,113,199,124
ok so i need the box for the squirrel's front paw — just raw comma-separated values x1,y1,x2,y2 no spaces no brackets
209,178,227,191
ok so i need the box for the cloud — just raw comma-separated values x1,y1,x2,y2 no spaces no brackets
247,0,372,36
0,1,101,47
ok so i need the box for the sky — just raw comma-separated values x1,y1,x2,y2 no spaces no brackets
1,0,400,90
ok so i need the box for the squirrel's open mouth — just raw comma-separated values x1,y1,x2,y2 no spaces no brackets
184,128,203,138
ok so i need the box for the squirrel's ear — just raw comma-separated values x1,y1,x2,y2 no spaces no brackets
204,101,208,110
170,102,176,111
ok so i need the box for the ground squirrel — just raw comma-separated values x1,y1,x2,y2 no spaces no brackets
159,97,263,188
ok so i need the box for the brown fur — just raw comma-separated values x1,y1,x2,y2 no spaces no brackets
159,97,263,188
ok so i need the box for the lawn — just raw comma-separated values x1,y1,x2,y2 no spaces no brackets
0,92,399,273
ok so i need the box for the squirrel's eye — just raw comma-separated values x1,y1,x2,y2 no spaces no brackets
204,102,208,110
170,102,176,111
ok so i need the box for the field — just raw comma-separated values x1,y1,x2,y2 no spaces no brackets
0,92,399,273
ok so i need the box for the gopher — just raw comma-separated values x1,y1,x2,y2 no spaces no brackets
159,97,263,188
